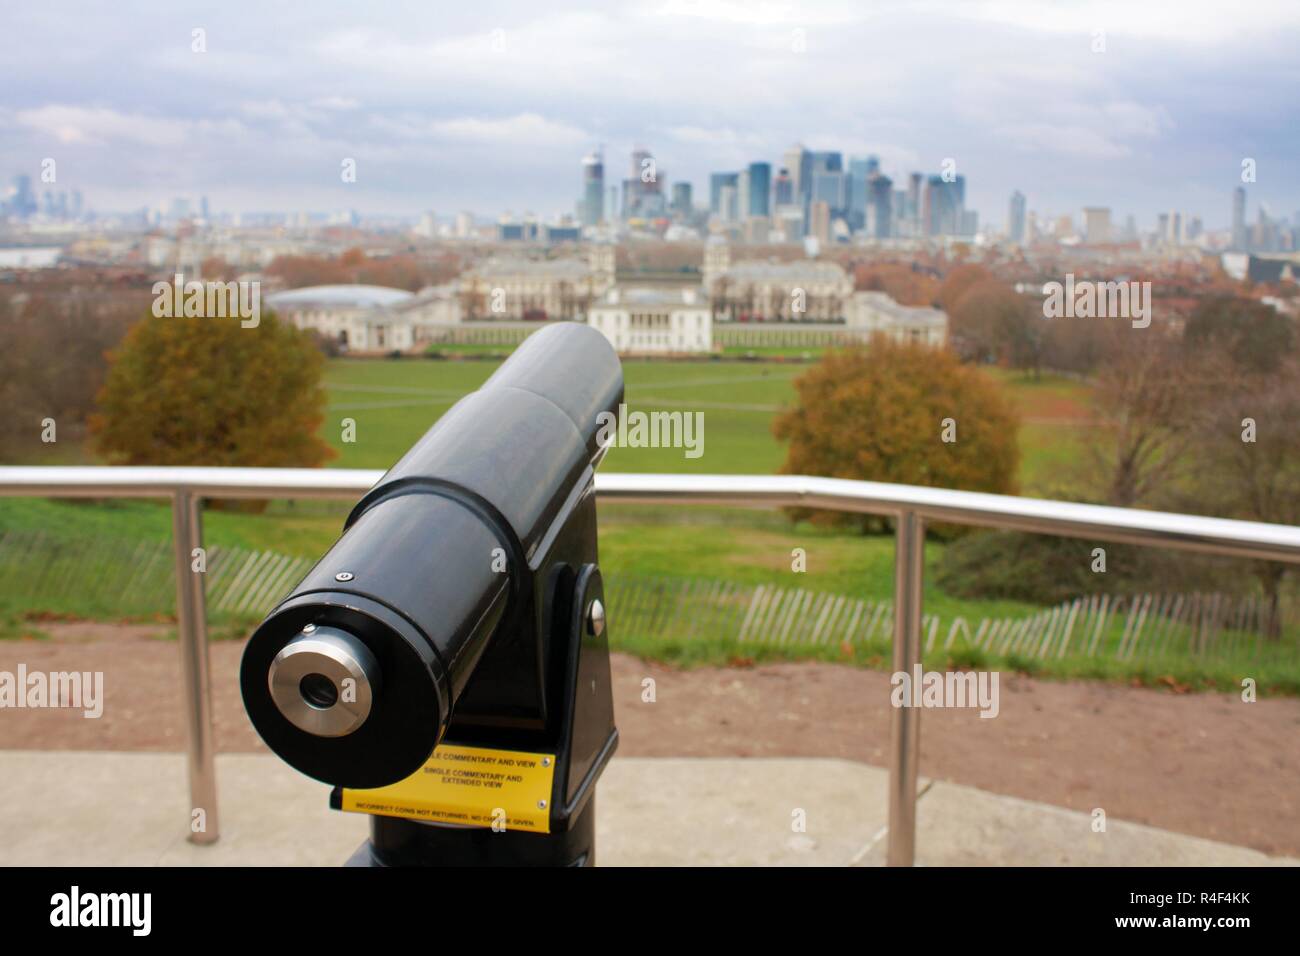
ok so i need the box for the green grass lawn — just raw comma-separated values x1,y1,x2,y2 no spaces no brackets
323,358,1087,487
323,358,805,474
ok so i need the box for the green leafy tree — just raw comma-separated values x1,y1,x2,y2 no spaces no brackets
91,310,335,468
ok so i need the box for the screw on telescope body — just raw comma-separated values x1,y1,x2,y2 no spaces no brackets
586,599,606,638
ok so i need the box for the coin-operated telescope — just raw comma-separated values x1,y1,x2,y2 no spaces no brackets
240,323,621,866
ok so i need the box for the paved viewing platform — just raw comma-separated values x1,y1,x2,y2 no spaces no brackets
0,752,1291,867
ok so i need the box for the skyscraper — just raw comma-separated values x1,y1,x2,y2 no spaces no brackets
809,151,845,221
1082,207,1111,244
809,200,831,243
9,175,37,218
624,146,663,219
907,173,923,235
1232,186,1247,251
810,151,843,174
811,168,846,219
922,175,963,236
867,173,893,238
630,146,652,197
847,157,871,231
783,144,811,202
747,162,771,217
1008,191,1026,243
671,182,693,219
773,168,794,205
580,150,604,226
719,184,739,222
709,172,739,214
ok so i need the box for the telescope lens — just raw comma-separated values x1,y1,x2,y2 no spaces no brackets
268,626,380,738
299,673,339,710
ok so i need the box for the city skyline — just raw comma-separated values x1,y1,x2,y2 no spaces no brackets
7,147,1287,253
2,1,1299,227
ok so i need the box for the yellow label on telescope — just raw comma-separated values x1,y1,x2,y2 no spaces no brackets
340,744,556,834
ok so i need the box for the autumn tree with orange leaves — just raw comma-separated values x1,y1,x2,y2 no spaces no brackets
851,263,939,306
91,310,335,469
773,338,1020,530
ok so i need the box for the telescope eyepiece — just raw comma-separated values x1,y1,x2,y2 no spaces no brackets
268,626,380,738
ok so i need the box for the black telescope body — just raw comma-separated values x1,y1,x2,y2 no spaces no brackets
240,323,622,865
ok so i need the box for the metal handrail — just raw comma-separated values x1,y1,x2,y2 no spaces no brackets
4,465,1300,865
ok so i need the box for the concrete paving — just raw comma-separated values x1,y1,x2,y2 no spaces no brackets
0,751,1292,866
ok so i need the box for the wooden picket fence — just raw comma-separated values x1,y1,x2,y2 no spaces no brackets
946,592,1292,662
0,530,1294,662
603,577,1296,663
0,530,315,621
603,577,925,647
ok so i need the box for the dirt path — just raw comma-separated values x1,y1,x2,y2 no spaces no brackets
1,627,1297,857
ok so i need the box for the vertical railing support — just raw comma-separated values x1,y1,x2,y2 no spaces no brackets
887,510,924,866
172,490,219,844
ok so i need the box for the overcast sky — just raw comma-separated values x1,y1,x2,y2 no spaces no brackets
2,0,1298,229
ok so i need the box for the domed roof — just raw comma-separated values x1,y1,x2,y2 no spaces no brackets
265,284,414,309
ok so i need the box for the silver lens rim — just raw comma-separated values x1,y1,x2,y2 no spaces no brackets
268,627,379,737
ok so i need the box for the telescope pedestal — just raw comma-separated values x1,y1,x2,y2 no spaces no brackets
344,796,598,867
332,547,618,867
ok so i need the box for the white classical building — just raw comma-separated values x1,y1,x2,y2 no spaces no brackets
265,284,418,352
588,286,712,353
392,283,462,326
848,291,948,345
701,239,854,321
457,245,616,320
265,282,470,353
